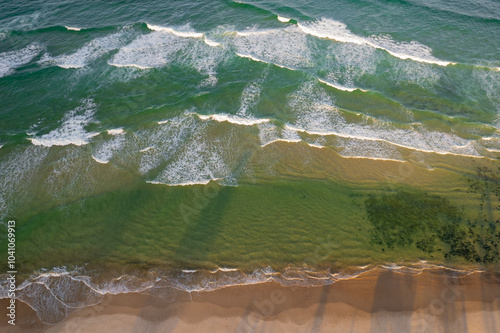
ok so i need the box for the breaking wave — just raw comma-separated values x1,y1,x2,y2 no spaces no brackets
0,262,481,324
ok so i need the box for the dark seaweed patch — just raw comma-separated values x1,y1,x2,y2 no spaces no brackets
366,191,460,249
467,166,500,222
366,166,500,263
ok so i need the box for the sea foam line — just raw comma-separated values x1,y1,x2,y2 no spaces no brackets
204,37,221,47
147,179,220,186
107,62,153,69
297,19,455,67
235,51,365,92
146,23,222,48
235,52,296,71
146,23,203,38
307,143,325,149
262,138,403,161
261,138,302,147
0,43,44,78
317,78,366,92
196,113,270,126
235,30,275,37
377,46,453,66
91,155,109,164
5,262,485,325
56,64,84,69
107,128,125,135
284,125,483,158
337,155,405,162
277,16,291,23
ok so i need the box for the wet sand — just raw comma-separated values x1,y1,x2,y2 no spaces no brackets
2,268,500,332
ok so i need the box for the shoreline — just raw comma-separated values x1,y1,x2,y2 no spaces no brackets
2,267,500,332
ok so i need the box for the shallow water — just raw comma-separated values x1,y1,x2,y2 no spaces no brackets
0,0,499,324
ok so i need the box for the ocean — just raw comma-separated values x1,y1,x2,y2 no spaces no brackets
0,0,499,324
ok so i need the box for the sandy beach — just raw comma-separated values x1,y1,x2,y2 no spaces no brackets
2,268,500,332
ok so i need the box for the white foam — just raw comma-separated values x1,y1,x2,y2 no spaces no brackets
336,135,404,161
261,138,302,147
258,122,302,147
108,63,153,69
317,78,366,92
381,48,452,66
480,137,500,154
28,100,99,147
235,52,268,64
258,122,279,146
96,274,158,295
235,52,296,71
233,26,312,70
237,73,268,117
40,32,128,69
65,26,81,31
197,113,269,126
109,26,225,80
92,131,126,164
137,115,200,174
179,34,227,86
288,124,480,158
146,24,203,38
91,155,109,164
321,42,378,88
298,19,364,45
277,16,291,23
57,63,84,69
298,18,454,66
10,262,482,325
338,154,404,162
109,31,185,69
473,70,500,131
367,34,454,66
0,43,44,78
389,56,441,87
213,267,239,273
286,81,480,158
107,128,125,135
204,37,221,47
152,140,227,185
147,179,218,186
307,143,325,149
150,118,238,186
282,125,302,142
235,30,276,37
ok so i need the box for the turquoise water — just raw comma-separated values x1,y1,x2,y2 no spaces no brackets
0,0,499,324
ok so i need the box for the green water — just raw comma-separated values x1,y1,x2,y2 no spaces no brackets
0,0,499,324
